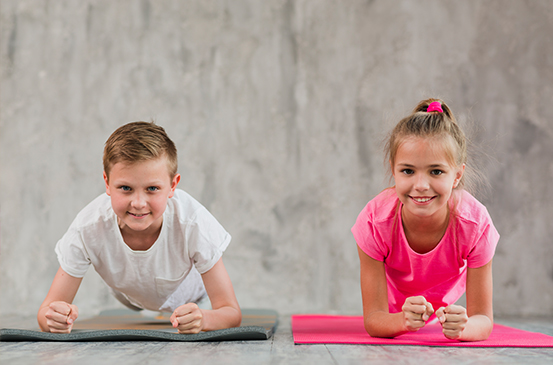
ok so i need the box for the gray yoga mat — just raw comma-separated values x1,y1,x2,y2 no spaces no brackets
0,308,278,342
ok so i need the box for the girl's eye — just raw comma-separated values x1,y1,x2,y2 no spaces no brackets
401,169,414,175
430,170,443,176
147,186,159,192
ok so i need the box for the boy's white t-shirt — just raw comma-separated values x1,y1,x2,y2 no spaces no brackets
55,189,231,312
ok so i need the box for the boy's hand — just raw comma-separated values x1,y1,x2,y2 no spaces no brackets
45,301,79,333
170,303,204,334
436,305,468,340
401,296,434,332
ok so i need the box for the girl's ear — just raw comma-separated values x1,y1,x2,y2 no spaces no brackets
453,164,466,188
103,171,111,196
168,173,181,198
390,160,395,177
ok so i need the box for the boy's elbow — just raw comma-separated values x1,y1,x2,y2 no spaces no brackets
232,307,242,328
37,306,49,332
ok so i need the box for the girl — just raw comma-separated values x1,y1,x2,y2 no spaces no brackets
352,98,499,341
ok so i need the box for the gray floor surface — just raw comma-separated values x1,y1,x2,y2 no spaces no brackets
1,315,553,364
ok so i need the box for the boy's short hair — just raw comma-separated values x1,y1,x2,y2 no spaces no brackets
103,121,178,179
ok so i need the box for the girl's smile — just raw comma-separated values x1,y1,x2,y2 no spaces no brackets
410,196,436,204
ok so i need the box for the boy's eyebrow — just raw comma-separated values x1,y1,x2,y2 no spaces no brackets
112,179,165,185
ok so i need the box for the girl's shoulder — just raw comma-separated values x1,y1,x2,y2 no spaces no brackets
454,190,493,226
453,190,500,261
362,188,399,223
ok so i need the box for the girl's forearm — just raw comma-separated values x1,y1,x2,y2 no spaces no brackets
200,305,242,332
458,314,493,341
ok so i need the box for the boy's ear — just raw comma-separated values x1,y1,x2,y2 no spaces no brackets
168,173,181,198
103,171,111,196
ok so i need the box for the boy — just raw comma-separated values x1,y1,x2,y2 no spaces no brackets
38,122,241,333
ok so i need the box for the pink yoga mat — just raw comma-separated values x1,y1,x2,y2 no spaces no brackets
292,314,553,347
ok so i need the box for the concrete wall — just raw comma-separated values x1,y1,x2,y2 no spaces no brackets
1,0,552,318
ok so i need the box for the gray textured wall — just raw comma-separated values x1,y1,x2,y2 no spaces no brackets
1,0,552,318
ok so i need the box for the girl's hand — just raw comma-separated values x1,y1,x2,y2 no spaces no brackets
436,305,468,340
44,301,79,333
401,296,434,332
170,303,204,334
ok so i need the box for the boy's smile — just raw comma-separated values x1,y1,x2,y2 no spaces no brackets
104,157,180,248
128,212,149,218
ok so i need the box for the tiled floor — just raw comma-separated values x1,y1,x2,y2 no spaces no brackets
1,315,553,364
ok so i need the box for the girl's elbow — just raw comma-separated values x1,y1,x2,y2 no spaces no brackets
363,321,389,338
364,321,375,336
482,319,494,340
363,314,403,339
480,314,494,340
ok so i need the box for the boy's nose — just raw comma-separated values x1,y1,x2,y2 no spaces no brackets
131,193,147,209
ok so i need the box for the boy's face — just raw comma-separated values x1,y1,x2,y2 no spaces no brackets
103,157,180,237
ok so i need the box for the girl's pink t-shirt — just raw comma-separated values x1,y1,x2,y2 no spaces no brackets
352,189,499,313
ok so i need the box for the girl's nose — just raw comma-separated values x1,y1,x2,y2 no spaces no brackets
414,174,430,191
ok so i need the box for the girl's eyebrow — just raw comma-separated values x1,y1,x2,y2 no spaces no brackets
397,163,415,167
428,164,448,169
396,163,448,169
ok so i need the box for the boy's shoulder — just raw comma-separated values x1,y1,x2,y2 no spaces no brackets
167,189,210,222
166,189,229,241
70,193,114,230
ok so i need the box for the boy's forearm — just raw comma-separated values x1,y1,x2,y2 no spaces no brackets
200,305,242,332
364,311,408,338
458,314,493,341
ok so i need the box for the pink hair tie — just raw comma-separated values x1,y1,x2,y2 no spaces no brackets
427,101,443,113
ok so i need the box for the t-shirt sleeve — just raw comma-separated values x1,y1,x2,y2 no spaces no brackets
466,217,500,269
351,206,390,262
186,207,231,274
54,222,92,278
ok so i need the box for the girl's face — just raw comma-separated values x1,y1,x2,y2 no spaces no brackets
392,136,464,222
104,157,180,238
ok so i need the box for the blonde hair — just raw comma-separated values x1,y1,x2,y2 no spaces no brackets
103,121,178,179
385,98,473,191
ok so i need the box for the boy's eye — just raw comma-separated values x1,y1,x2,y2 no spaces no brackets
401,169,414,175
147,186,159,192
120,186,131,191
